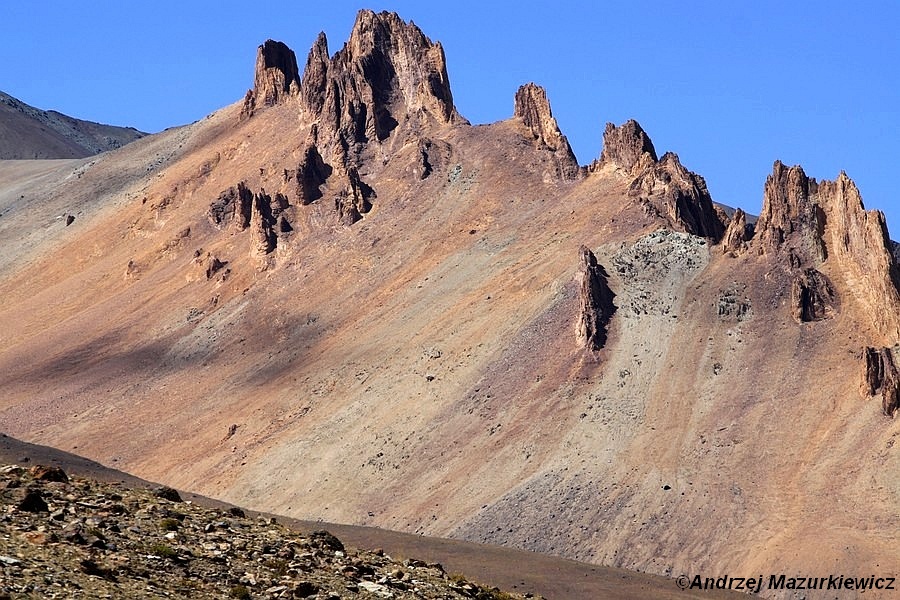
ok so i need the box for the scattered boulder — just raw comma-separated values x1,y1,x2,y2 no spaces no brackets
29,465,68,482
0,466,528,599
310,530,345,553
576,246,616,351
205,255,227,279
717,289,751,321
17,490,49,513
153,486,182,503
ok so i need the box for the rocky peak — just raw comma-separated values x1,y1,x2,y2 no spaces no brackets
299,9,459,165
587,119,723,240
721,208,751,255
754,161,900,341
241,40,301,118
513,83,580,180
755,161,826,261
628,152,725,240
300,32,330,117
596,119,657,175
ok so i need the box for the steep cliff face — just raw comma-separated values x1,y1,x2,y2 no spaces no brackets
818,173,900,341
513,83,580,181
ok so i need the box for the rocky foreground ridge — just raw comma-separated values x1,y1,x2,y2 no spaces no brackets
0,464,526,600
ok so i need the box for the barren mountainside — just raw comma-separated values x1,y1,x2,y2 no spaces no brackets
1,10,899,598
0,90,145,159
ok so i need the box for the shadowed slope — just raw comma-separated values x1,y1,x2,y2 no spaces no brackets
0,91,145,159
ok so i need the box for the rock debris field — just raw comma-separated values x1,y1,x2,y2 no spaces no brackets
0,464,528,599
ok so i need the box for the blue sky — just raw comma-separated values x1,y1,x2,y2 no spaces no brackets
3,1,899,236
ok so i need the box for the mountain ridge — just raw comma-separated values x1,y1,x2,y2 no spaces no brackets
1,10,899,597
0,90,145,159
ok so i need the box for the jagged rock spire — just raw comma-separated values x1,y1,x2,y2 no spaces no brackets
513,83,580,180
597,119,657,175
756,161,826,261
299,9,460,158
721,208,751,255
576,246,616,351
241,40,301,118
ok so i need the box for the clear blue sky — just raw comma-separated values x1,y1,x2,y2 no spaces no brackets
3,1,899,236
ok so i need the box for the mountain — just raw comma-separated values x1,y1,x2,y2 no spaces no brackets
0,90,145,159
1,9,899,595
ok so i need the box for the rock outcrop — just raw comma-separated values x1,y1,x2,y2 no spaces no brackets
754,161,900,341
628,152,725,241
594,119,657,175
755,161,826,262
292,142,332,205
790,267,834,322
817,172,900,341
250,190,278,256
513,83,580,180
241,40,301,119
576,246,616,351
335,167,375,226
299,10,460,168
721,208,751,255
208,184,291,256
208,183,253,230
590,120,724,240
863,347,900,417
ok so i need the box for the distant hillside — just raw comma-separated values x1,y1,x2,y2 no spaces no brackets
0,90,145,159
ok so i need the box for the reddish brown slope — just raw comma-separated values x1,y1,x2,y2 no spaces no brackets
1,10,899,597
